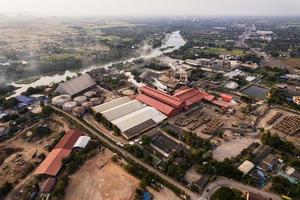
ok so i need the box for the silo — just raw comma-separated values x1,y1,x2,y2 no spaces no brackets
72,106,85,117
73,96,88,106
52,95,72,107
62,101,78,112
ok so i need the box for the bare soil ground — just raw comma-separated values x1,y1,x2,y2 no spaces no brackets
213,137,259,161
184,166,202,184
147,187,181,200
0,117,66,198
64,150,139,200
277,58,300,70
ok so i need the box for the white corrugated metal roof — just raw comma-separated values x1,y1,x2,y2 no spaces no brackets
152,114,167,123
55,74,96,96
92,97,131,113
238,160,254,175
102,100,146,121
74,136,91,148
112,106,166,132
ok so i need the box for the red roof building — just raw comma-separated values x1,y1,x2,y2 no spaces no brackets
135,94,180,116
41,178,56,193
55,129,83,150
34,129,84,176
211,99,230,109
136,86,204,117
136,86,231,116
201,92,215,102
139,86,184,108
220,93,233,102
174,88,204,107
34,148,71,176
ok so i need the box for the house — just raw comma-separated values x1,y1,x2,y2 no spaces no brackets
0,123,10,138
238,160,255,175
280,166,300,184
16,95,36,109
257,154,279,172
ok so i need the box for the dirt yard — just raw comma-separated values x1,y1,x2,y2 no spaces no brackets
213,137,259,161
0,117,67,199
64,150,139,200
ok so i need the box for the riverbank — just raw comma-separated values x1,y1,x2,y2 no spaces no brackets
9,31,185,98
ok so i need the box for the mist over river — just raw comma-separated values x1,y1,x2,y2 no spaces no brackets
10,31,185,97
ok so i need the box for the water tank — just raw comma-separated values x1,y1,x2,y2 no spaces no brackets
52,95,72,107
62,101,78,112
73,96,88,105
84,91,97,99
82,102,93,110
90,97,104,106
72,106,85,117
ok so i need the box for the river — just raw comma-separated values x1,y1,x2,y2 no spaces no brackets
10,31,185,97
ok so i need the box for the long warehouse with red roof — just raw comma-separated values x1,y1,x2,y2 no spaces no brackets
34,129,83,176
136,86,204,117
136,86,230,117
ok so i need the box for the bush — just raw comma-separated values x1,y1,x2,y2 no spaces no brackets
41,105,53,116
2,97,18,109
0,182,13,199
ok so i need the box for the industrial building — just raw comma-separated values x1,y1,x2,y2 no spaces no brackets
34,129,84,176
54,74,96,97
92,97,167,139
136,86,230,117
136,86,203,117
16,95,36,109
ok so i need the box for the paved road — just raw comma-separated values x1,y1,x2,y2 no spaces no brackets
201,177,281,200
236,25,255,48
50,105,202,200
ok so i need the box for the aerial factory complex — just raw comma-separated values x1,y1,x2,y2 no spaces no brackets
0,9,300,200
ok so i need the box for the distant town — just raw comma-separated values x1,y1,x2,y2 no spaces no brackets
0,16,300,200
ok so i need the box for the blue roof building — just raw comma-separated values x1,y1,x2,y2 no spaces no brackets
16,95,35,105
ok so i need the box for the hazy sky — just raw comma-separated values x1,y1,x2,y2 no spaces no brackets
1,0,300,17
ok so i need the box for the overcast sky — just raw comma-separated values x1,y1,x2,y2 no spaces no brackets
1,0,300,17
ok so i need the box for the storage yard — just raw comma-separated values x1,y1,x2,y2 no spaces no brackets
64,150,139,200
273,115,300,136
0,117,68,198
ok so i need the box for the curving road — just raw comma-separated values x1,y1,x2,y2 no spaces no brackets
201,177,281,200
50,105,202,200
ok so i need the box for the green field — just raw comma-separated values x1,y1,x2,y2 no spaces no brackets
201,47,245,56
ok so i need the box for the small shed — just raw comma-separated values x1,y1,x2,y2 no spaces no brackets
74,136,91,148
238,160,255,175
41,178,56,194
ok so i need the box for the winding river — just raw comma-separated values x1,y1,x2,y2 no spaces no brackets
10,31,185,97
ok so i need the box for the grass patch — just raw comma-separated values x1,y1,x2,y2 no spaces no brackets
201,47,245,56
